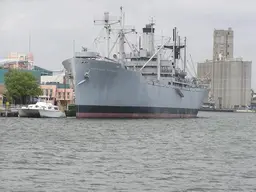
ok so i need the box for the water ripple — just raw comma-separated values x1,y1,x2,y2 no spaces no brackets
1,112,256,191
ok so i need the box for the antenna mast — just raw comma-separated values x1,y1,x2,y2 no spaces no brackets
28,32,31,52
119,6,125,64
27,31,33,70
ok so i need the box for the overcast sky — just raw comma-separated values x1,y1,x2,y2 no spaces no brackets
0,0,255,88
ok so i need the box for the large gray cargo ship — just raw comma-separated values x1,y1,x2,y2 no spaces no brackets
63,7,209,118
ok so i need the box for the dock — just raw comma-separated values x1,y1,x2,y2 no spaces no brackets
199,108,235,112
0,110,19,117
0,106,19,117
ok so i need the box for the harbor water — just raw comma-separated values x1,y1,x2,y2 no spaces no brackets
1,112,256,191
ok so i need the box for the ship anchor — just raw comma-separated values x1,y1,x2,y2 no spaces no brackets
84,70,90,79
77,70,90,86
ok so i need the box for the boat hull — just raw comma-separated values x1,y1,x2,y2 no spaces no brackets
18,109,40,118
72,59,208,119
39,110,66,118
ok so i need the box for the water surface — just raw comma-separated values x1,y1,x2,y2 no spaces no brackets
1,112,256,191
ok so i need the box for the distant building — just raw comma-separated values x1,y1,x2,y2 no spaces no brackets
7,52,34,62
33,65,53,76
198,28,252,109
0,60,30,70
39,83,74,106
0,52,53,76
41,74,65,84
5,52,34,70
198,58,252,108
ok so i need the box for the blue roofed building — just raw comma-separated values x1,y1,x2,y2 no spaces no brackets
33,65,53,76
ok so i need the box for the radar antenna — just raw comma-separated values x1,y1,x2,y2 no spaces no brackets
81,46,87,52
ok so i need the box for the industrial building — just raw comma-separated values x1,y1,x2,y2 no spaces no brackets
198,28,252,109
213,28,233,61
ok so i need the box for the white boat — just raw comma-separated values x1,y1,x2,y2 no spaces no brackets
18,103,42,118
38,103,66,118
18,102,66,118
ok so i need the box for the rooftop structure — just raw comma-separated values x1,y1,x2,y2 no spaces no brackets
213,28,233,61
33,65,53,76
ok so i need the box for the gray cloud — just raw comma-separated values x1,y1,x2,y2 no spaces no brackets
0,0,255,88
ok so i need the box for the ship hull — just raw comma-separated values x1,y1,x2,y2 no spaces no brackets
72,59,208,119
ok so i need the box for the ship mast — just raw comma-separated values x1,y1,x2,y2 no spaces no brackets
184,37,187,72
119,6,125,64
105,14,110,57
93,12,120,58
172,27,177,76
98,7,135,67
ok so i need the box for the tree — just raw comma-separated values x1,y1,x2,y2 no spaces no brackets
251,89,255,102
4,69,42,104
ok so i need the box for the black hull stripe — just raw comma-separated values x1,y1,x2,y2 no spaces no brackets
77,112,197,119
77,105,199,114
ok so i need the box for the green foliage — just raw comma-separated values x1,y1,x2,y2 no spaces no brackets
68,104,76,111
4,69,42,104
64,104,76,117
251,89,255,102
2,92,12,104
